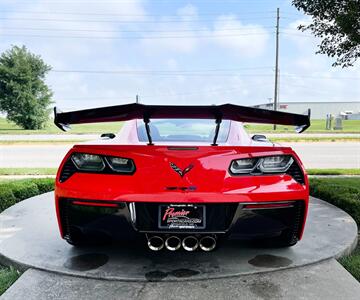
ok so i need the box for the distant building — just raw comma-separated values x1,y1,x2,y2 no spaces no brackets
253,101,360,119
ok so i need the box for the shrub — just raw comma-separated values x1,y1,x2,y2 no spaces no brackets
33,178,55,194
0,178,54,213
0,187,16,213
310,178,360,225
11,181,39,200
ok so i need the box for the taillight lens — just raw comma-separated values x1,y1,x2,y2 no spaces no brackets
70,152,135,173
71,153,105,171
258,155,293,173
105,156,135,173
230,155,293,175
229,158,258,174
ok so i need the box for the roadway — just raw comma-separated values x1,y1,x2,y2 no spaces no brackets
0,142,359,169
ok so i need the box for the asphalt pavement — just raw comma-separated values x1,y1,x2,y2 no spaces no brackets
0,142,359,168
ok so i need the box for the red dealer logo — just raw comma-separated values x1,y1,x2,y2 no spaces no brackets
162,207,190,221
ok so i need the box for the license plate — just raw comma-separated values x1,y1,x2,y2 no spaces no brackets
159,204,205,229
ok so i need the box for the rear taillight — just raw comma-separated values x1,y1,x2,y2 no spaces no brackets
59,152,136,182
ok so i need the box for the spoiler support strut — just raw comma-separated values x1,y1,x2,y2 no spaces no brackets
143,117,153,145
211,117,222,146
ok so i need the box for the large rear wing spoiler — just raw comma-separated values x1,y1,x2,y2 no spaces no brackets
54,103,310,144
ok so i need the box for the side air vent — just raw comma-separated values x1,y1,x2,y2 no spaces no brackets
59,159,77,182
286,161,305,184
289,201,305,242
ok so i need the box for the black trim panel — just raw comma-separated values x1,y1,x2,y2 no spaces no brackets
58,198,306,244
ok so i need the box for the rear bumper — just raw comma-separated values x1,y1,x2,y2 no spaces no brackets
57,198,307,243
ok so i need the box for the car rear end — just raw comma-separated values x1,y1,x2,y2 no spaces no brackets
55,142,308,250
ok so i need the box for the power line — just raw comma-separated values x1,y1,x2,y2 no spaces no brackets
281,74,360,80
1,10,277,17
47,68,360,80
0,26,276,34
0,16,277,23
281,32,316,38
51,67,273,74
0,32,272,40
50,70,275,77
6,0,285,3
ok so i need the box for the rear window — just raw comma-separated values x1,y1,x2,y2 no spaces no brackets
137,119,230,143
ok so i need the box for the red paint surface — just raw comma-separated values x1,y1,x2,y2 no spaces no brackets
55,143,309,239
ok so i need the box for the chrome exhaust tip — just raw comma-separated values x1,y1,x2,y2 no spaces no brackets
147,235,164,251
199,236,217,252
165,236,181,251
182,236,199,251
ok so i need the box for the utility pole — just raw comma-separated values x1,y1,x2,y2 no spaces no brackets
136,94,140,104
273,7,280,130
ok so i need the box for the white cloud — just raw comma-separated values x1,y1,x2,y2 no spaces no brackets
211,15,270,57
279,17,360,103
1,1,359,110
177,4,198,20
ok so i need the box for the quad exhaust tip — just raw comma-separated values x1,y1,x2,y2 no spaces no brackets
148,235,217,252
165,236,182,251
148,235,164,251
199,236,217,252
182,236,199,251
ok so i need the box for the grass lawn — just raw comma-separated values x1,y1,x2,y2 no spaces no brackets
310,177,360,282
339,244,360,282
0,168,57,175
0,140,87,145
0,117,122,135
0,266,20,296
245,119,360,133
307,169,360,175
1,117,360,134
271,137,360,142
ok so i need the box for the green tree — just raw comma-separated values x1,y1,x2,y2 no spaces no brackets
292,0,360,67
0,45,53,129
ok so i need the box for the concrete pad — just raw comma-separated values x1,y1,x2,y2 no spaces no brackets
3,259,360,300
0,193,357,282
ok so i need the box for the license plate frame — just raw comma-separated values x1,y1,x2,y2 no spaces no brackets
158,204,206,230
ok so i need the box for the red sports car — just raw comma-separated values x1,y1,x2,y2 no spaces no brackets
54,103,310,251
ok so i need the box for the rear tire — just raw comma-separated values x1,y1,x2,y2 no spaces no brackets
65,227,88,247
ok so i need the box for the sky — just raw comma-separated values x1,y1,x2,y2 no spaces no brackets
0,0,360,111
